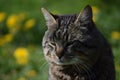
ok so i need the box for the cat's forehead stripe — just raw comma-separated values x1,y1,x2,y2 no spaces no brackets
58,15,76,27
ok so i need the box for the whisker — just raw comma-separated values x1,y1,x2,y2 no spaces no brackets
77,56,94,66
76,56,96,79
78,63,91,80
83,63,96,80
40,61,48,70
75,64,81,75
38,58,46,63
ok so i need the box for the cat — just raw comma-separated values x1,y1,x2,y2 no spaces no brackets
41,5,115,80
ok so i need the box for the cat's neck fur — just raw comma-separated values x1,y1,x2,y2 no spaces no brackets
49,64,86,80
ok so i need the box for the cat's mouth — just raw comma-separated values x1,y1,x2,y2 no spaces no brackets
55,62,74,66
51,59,77,66
52,61,75,66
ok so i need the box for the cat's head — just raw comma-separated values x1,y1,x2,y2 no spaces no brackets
41,5,100,67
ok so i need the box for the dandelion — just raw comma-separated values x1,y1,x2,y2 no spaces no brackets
24,19,35,29
111,31,120,40
0,37,6,46
52,10,59,14
92,6,99,14
26,70,37,77
92,6,100,22
6,14,19,29
0,12,6,23
115,65,120,71
93,16,97,22
14,47,29,65
17,77,27,80
0,34,13,46
4,34,13,42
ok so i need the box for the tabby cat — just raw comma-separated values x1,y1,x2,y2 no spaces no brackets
41,5,115,80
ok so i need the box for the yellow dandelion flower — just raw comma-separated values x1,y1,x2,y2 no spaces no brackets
92,6,99,14
14,47,29,65
0,34,13,46
52,10,59,14
17,77,27,80
9,25,20,34
115,65,120,71
24,19,35,29
92,6,99,22
111,31,120,40
93,16,96,22
0,37,6,46
4,34,13,42
0,12,6,22
27,70,37,77
6,14,19,29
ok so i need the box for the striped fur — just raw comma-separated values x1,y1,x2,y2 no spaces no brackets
42,5,115,80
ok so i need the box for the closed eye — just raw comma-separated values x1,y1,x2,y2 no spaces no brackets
50,42,56,47
47,42,56,50
67,40,96,49
66,40,97,54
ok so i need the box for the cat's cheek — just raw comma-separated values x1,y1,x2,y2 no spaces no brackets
49,52,59,63
43,48,49,55
43,49,58,63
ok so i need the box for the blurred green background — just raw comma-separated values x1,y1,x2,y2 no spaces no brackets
0,0,120,80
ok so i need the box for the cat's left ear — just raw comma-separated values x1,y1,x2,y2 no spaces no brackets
75,5,92,24
41,8,57,29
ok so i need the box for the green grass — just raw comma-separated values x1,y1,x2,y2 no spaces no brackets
113,47,120,80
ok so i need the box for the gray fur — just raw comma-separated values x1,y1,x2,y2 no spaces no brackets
42,5,115,80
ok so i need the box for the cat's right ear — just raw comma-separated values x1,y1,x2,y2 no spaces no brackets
41,8,57,29
74,5,92,25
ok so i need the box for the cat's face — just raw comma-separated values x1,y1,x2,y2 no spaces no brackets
42,5,99,67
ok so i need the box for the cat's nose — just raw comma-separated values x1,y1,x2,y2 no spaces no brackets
56,46,63,58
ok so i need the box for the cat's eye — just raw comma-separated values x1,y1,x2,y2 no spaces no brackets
50,42,56,46
47,42,56,50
